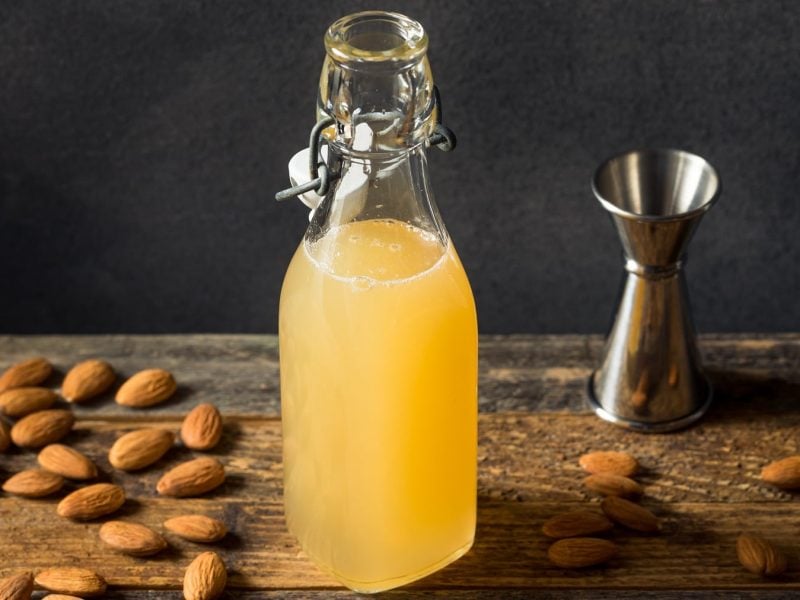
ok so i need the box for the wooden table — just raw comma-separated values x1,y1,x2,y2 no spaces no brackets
1,334,799,598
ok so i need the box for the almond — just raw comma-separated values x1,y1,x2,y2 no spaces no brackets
116,368,176,408
57,483,125,520
109,428,175,471
181,403,223,451
0,571,33,600
164,514,228,543
0,387,58,417
38,444,98,480
157,457,225,497
2,469,64,497
547,537,619,568
61,359,115,403
737,533,787,576
0,420,9,453
99,520,168,556
542,509,614,539
579,451,639,477
583,473,643,498
10,409,74,449
761,456,800,489
41,596,85,600
0,357,52,392
184,551,227,600
601,496,660,533
35,568,106,597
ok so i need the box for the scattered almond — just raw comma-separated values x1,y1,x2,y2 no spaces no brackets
38,444,98,480
583,473,643,498
0,357,53,393
35,568,106,597
2,469,64,497
761,456,800,490
157,457,225,497
10,409,75,449
736,533,787,576
579,451,639,477
42,595,85,600
0,387,58,417
99,521,168,556
181,403,223,451
164,514,228,543
0,571,33,600
108,428,175,471
601,496,660,533
542,509,614,539
57,483,125,521
183,551,227,600
0,420,10,453
547,537,619,568
61,359,115,403
116,368,176,408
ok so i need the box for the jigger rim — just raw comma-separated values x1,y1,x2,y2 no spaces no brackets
592,148,722,224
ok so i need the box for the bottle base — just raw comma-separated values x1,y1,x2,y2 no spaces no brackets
304,537,475,594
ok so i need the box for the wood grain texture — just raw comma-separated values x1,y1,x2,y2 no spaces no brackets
1,334,799,597
0,333,798,416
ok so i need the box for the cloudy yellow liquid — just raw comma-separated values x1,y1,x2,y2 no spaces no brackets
279,218,477,592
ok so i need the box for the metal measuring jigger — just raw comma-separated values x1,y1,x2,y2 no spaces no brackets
588,149,721,432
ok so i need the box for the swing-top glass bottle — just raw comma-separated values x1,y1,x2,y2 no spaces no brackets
279,11,478,592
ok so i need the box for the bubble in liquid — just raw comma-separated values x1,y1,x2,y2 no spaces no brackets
351,276,375,291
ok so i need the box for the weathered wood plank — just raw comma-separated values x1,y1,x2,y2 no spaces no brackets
0,334,798,416
78,592,800,599
71,591,800,599
2,412,800,591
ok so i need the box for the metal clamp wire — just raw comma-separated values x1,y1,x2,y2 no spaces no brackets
276,86,456,202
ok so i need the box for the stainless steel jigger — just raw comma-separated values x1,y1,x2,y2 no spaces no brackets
588,149,721,432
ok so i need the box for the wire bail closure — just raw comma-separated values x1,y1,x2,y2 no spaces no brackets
275,85,457,202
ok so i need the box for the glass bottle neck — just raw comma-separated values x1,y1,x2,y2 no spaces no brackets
318,11,437,153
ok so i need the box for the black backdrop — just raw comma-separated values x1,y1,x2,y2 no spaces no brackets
1,0,798,333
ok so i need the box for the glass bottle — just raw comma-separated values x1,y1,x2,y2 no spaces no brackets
278,11,477,593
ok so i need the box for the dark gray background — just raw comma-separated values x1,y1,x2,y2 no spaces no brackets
0,1,798,334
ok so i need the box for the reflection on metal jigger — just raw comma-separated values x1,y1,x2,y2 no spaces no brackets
588,148,721,433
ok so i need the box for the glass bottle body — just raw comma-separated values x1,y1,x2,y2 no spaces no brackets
278,12,477,592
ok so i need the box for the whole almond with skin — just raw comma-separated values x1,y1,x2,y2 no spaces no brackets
0,387,57,417
158,457,225,497
57,483,125,520
184,551,227,600
601,496,661,533
584,473,643,498
542,510,614,539
181,403,223,451
38,444,97,480
737,533,787,576
116,368,176,408
10,409,74,449
761,456,800,489
165,514,228,543
42,596,85,600
0,571,33,600
2,469,64,497
0,357,52,393
0,420,9,453
35,568,106,597
62,359,115,403
109,428,175,471
579,451,639,477
99,521,168,556
547,537,619,568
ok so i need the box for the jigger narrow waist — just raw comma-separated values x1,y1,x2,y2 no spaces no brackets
624,258,685,279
